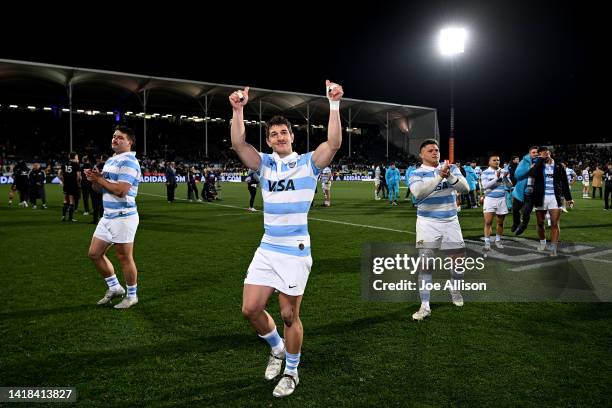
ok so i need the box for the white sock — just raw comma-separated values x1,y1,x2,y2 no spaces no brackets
259,328,285,355
540,239,547,245
421,301,430,310
495,234,501,242
484,237,490,244
126,284,137,298
105,275,121,290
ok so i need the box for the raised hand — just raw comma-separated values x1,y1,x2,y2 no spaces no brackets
229,87,250,110
326,80,343,101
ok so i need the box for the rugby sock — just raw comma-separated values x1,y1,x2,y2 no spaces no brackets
540,239,547,245
68,204,74,220
62,203,68,216
418,272,432,310
105,274,121,290
495,234,501,242
126,284,137,298
484,236,491,244
259,328,284,355
284,351,301,376
550,242,557,252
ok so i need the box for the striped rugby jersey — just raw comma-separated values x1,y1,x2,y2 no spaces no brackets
258,151,320,257
582,169,590,183
409,163,463,222
320,167,332,184
544,162,555,196
565,167,576,183
101,151,141,219
481,167,507,198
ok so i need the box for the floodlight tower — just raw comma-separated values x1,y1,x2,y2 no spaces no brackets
439,27,467,163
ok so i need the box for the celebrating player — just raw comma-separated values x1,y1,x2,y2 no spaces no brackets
230,80,343,397
85,126,142,309
481,155,513,250
409,139,470,320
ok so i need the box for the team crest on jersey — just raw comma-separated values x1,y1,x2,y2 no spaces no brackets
288,161,297,168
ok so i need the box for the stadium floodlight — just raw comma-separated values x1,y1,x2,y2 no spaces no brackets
106,111,114,115
439,27,466,56
9,105,18,108
77,109,84,113
43,107,52,111
439,26,467,163
27,106,36,110
62,108,70,112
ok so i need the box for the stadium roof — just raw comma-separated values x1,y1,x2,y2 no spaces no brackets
0,58,435,125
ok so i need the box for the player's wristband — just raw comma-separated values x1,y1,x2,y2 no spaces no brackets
329,100,340,111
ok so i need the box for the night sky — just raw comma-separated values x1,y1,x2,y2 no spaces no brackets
2,1,604,159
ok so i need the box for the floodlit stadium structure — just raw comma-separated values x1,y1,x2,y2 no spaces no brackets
0,59,438,163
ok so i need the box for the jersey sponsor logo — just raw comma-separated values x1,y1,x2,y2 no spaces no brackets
268,179,295,191
434,181,449,191
288,161,297,169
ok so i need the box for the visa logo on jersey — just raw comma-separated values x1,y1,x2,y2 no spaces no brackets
434,181,449,191
268,179,296,191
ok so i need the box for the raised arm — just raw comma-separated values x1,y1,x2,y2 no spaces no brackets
312,80,343,169
229,87,261,171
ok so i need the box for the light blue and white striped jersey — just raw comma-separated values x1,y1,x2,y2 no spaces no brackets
582,169,590,183
101,151,141,219
321,167,332,184
473,166,482,180
409,163,462,222
565,167,576,183
481,167,506,198
544,162,555,196
259,151,320,257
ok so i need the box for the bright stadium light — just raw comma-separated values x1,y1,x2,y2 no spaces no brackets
439,27,466,56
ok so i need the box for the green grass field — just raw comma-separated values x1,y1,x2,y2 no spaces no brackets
1,181,611,407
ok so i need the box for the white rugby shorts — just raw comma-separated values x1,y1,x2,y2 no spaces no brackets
483,196,508,215
415,217,464,250
245,247,312,296
93,214,139,244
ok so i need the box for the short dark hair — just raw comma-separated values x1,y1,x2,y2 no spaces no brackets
266,116,293,138
419,139,439,151
69,152,78,160
529,145,538,151
537,146,549,153
511,155,519,161
115,125,136,146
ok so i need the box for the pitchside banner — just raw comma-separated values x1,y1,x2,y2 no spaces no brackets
362,240,612,302
0,173,374,184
